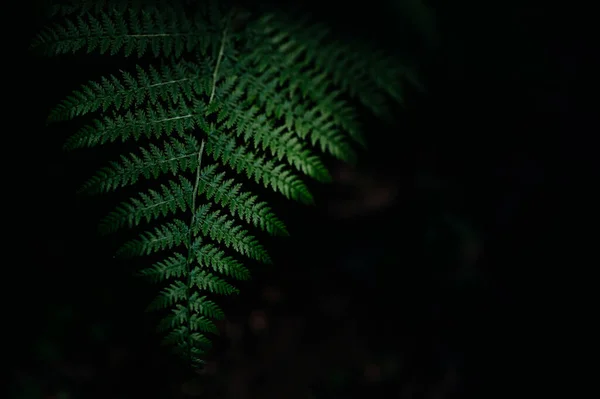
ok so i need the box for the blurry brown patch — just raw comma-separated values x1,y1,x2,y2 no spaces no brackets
249,310,268,333
363,363,382,383
262,285,282,304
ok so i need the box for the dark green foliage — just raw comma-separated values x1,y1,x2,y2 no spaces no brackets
32,0,417,368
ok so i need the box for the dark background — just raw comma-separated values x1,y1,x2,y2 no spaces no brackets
9,0,590,397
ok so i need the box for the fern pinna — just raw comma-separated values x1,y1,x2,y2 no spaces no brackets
32,0,415,368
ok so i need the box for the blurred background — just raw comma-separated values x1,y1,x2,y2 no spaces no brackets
9,0,590,397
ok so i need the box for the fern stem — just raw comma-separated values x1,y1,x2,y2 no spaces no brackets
209,16,230,104
184,138,205,363
190,140,206,221
184,13,231,364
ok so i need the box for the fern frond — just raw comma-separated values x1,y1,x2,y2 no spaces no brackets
31,7,214,57
206,132,314,204
118,219,190,257
36,0,420,368
255,10,418,119
64,100,206,150
78,135,199,194
138,253,189,283
50,61,208,124
44,0,172,18
194,243,251,280
241,26,365,148
196,166,289,236
209,94,332,182
98,176,194,233
98,166,288,236
191,268,239,295
158,305,219,335
139,249,251,283
192,204,271,264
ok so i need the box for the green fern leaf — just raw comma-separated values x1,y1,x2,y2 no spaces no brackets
35,0,420,368
32,7,214,57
